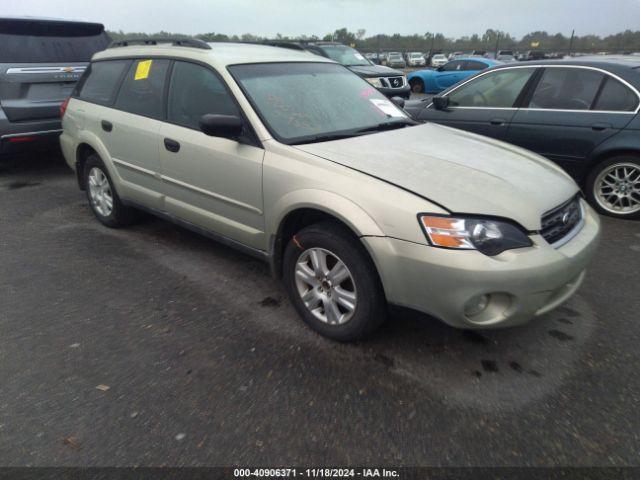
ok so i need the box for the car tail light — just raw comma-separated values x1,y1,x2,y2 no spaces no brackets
60,97,70,118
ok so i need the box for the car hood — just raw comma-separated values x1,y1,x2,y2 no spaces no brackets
293,123,579,230
348,64,404,78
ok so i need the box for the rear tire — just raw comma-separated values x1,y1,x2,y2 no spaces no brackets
283,221,387,342
585,155,640,219
83,154,137,227
410,78,424,94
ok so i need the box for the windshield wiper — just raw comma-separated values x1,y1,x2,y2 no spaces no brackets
354,119,418,134
290,131,363,145
290,119,418,145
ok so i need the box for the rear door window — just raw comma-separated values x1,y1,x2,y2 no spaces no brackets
593,77,639,112
114,59,170,120
76,60,130,105
528,68,603,110
167,61,239,130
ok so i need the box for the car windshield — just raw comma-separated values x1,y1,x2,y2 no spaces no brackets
410,53,422,58
229,62,411,145
319,45,370,66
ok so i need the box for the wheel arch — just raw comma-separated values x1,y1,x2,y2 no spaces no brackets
74,132,116,190
268,192,385,278
585,147,640,187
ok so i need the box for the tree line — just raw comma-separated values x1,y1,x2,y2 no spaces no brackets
106,28,640,54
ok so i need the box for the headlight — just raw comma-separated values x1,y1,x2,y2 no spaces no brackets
419,215,532,256
365,77,383,88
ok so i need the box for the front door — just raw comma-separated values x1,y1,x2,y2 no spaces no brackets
158,61,265,250
420,67,537,141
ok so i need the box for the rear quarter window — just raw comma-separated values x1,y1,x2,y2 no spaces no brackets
594,77,639,112
76,60,130,105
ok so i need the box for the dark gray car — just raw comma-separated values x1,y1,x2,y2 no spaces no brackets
0,17,110,161
405,57,640,219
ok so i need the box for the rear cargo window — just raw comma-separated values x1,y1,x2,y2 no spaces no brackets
0,20,110,63
77,60,130,105
114,59,170,120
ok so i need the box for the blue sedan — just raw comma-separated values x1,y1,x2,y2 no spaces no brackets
408,57,501,94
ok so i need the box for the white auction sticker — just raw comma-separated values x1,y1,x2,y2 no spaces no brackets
370,98,404,117
354,53,365,60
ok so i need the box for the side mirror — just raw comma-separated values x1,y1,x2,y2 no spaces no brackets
200,114,243,139
436,66,444,72
432,96,450,110
390,96,405,109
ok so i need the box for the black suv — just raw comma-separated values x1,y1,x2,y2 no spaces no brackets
0,17,110,161
264,41,410,99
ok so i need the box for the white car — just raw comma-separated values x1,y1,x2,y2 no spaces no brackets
407,52,426,67
431,54,448,68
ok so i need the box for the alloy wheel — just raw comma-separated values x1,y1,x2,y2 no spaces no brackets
294,248,357,325
594,162,640,215
88,167,114,217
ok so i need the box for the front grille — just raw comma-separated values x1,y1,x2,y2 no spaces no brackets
540,195,583,247
384,76,405,89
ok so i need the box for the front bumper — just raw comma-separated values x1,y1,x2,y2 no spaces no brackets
363,199,601,329
378,85,411,99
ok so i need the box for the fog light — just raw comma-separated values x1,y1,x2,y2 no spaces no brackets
464,294,489,317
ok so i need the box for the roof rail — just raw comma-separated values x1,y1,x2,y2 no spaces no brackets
108,37,211,50
259,41,308,51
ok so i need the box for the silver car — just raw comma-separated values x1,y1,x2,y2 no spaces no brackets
60,40,600,341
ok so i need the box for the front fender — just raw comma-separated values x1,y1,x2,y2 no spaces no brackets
268,189,386,240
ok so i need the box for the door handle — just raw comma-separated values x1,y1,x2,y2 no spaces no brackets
101,120,113,132
164,138,181,153
490,118,506,126
591,122,611,131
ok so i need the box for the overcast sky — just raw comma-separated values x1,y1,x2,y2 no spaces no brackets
5,0,640,38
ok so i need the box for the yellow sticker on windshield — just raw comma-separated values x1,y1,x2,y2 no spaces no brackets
134,60,152,80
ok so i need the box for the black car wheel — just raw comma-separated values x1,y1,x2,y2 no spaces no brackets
283,221,387,342
410,78,424,94
586,155,640,219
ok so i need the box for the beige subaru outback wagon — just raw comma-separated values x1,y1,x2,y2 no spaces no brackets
60,39,600,341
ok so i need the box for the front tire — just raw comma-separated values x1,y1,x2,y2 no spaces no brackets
410,78,424,94
84,154,137,227
586,156,640,219
283,222,387,342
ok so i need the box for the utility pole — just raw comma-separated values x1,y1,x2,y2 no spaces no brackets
568,29,575,56
495,33,500,57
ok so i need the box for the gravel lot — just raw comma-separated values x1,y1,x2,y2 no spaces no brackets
0,153,639,467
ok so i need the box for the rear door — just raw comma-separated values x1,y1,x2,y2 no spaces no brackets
505,66,638,177
0,19,110,123
419,67,537,141
86,58,170,210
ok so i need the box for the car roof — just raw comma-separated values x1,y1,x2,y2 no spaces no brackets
452,57,499,65
93,41,334,68
490,56,640,75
